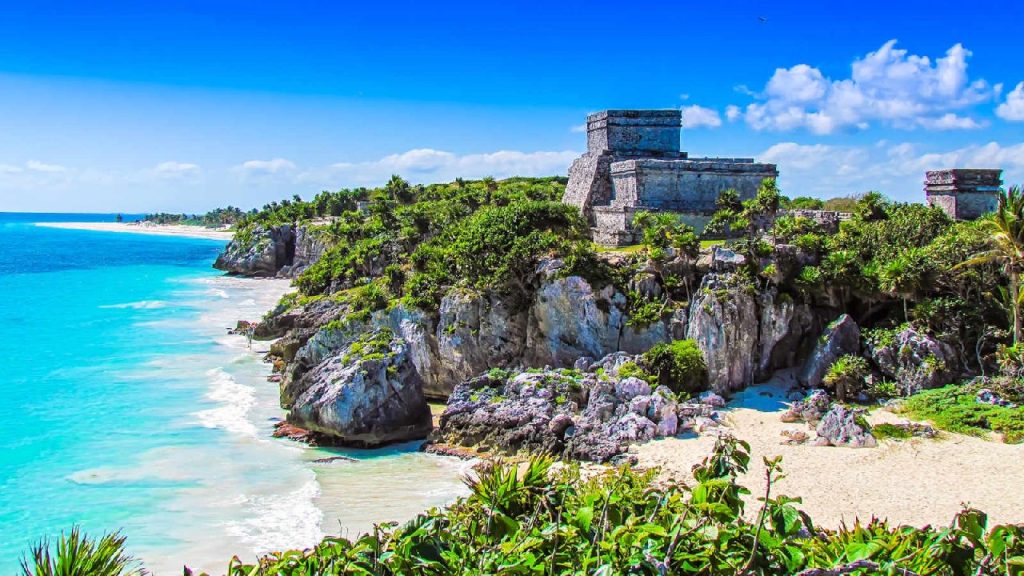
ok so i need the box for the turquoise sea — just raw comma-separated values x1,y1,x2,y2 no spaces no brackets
0,214,468,574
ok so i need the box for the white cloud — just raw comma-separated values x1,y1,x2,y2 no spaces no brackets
26,160,67,173
0,164,23,174
680,105,722,129
307,148,578,188
154,161,200,177
235,158,297,175
997,82,1024,121
725,105,741,122
760,140,1024,201
570,123,587,133
738,40,994,134
915,113,984,130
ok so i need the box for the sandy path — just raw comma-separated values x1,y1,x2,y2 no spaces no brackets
36,221,234,240
634,371,1024,529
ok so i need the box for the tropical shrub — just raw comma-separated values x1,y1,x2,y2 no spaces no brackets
113,435,1024,575
20,527,143,576
823,355,869,402
640,339,708,395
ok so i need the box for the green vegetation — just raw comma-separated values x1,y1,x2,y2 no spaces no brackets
20,527,142,576
639,339,708,395
822,355,869,402
704,178,781,241
239,176,585,314
902,382,1024,443
98,436,1018,574
871,423,914,440
958,185,1024,344
616,360,654,384
143,206,249,228
781,193,1006,372
631,211,699,259
781,196,825,210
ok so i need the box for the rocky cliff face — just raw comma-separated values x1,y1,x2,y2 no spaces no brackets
237,237,857,447
286,329,433,446
214,224,326,278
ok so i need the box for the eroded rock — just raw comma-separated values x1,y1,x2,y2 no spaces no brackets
800,314,860,388
286,329,433,447
865,326,959,395
814,405,876,448
687,273,759,394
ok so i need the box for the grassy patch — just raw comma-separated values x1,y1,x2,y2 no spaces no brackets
902,383,1024,443
871,423,914,440
594,243,646,254
700,239,726,249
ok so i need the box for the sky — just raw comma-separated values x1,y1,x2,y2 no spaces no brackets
1,0,1023,213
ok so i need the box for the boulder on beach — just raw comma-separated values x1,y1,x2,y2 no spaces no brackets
286,329,433,447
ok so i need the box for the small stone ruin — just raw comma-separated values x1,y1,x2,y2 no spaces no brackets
562,109,778,246
925,169,1002,221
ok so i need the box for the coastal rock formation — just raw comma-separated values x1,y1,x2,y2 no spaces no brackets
279,226,327,277
436,289,526,389
814,405,876,448
286,329,433,446
687,273,759,394
800,314,860,388
214,224,326,278
435,356,721,463
865,326,960,395
214,224,293,276
781,389,832,424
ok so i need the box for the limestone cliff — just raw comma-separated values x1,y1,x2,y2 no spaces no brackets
214,224,325,278
221,234,854,447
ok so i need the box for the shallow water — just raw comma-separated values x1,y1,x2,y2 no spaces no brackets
0,215,469,574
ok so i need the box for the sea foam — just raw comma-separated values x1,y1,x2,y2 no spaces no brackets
193,367,258,438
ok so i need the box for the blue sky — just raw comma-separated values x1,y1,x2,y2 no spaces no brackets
1,0,1023,212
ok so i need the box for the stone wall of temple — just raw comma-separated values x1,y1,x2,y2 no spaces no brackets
925,169,1001,221
609,158,776,212
562,109,778,246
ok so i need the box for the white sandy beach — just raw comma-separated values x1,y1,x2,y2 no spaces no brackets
36,221,235,240
633,371,1024,529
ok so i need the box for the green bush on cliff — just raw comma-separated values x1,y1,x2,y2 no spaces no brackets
640,339,708,395
282,177,589,312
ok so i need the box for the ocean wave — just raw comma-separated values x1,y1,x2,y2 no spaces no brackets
100,300,168,310
193,368,258,437
225,478,324,555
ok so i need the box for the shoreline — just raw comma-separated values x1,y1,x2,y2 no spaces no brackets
35,221,235,241
633,371,1024,529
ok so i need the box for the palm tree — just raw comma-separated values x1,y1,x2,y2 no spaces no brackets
959,185,1024,344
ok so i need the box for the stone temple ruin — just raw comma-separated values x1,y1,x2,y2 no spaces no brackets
562,109,778,246
924,169,1002,221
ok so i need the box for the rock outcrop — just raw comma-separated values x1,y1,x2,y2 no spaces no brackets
781,389,831,423
864,326,960,395
800,314,860,388
814,405,876,448
214,224,326,278
286,329,433,447
687,273,760,394
435,356,722,463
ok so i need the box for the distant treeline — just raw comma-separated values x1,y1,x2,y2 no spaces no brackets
139,183,860,231
142,206,251,228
